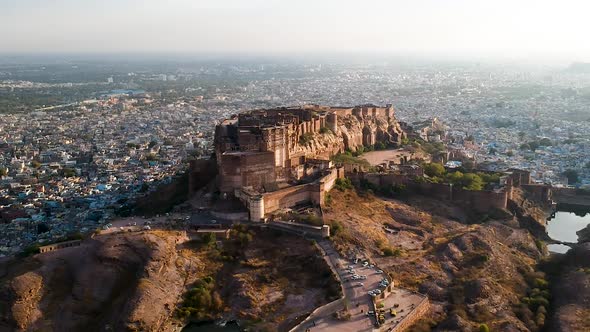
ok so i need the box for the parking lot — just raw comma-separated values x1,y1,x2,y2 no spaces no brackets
295,245,392,332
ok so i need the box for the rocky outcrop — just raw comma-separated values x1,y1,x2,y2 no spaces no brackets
339,113,405,151
0,231,199,332
0,229,337,332
5,272,44,330
577,224,590,243
547,243,590,332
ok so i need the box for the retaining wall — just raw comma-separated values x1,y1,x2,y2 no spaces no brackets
390,298,430,332
39,239,82,253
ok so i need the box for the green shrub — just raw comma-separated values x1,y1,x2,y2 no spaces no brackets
334,178,353,191
299,132,314,145
331,220,343,236
424,163,445,177
382,247,401,257
479,323,490,332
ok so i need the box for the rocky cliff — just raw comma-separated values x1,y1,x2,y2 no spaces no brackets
0,231,196,332
338,113,405,151
546,243,590,332
295,112,406,160
0,229,336,332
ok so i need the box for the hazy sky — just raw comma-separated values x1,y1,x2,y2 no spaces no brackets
1,0,589,61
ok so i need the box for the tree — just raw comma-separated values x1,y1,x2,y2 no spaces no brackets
528,141,540,151
63,168,76,177
462,173,484,191
31,160,42,168
563,169,579,184
201,232,216,246
446,171,464,184
479,324,490,332
539,138,552,146
0,168,7,177
424,163,445,177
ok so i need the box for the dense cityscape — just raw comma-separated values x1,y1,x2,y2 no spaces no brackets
1,59,590,256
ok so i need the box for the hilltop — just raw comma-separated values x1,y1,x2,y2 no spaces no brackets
323,187,548,331
0,228,338,332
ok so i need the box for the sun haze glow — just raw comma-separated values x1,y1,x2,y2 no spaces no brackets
1,0,589,61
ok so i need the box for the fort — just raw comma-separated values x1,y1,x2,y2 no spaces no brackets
213,104,407,220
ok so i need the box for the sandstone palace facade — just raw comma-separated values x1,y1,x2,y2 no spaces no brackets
214,104,406,220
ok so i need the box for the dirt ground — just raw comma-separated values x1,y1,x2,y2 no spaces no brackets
361,149,426,166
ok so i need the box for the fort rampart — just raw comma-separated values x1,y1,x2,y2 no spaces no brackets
238,167,344,221
348,172,510,213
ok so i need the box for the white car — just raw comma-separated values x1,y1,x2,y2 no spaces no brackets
356,282,364,287
376,270,384,274
374,289,382,295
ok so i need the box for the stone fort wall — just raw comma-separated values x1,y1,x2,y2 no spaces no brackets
348,172,510,213
239,167,344,221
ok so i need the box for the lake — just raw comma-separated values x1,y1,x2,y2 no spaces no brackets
546,209,590,253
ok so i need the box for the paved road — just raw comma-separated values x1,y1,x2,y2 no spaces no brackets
292,240,385,332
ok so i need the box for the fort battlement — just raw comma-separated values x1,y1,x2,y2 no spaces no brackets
347,169,533,213
214,104,405,194
213,104,405,220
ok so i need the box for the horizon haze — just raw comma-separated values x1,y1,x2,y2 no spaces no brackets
1,0,589,63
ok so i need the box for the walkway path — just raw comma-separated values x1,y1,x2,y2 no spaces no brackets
291,240,380,332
